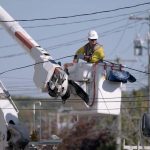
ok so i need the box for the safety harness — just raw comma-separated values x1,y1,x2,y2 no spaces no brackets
84,43,102,62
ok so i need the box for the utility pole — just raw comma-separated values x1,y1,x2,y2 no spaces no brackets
115,58,122,150
116,114,121,150
33,101,42,140
148,32,150,113
129,14,150,112
112,57,136,150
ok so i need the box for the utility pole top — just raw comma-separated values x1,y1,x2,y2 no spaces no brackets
129,15,150,21
129,13,150,113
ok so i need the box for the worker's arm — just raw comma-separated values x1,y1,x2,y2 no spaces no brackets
73,47,85,63
90,46,105,63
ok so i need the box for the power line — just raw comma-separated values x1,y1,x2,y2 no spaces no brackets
10,96,150,102
0,106,148,111
0,52,26,59
0,22,137,60
0,57,149,75
0,17,133,50
0,9,148,33
0,2,149,22
0,55,74,75
44,24,138,50
109,20,130,55
19,9,150,29
0,17,142,60
104,60,150,74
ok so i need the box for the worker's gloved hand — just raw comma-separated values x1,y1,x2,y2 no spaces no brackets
77,54,84,60
84,56,91,61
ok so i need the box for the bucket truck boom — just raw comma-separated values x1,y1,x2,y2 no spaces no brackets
0,6,136,114
0,6,70,100
0,81,29,149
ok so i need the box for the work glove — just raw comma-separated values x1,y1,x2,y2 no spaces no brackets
77,54,84,60
84,55,91,62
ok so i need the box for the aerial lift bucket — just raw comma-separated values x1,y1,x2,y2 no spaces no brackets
66,62,122,115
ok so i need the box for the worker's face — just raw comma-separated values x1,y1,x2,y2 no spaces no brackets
89,39,97,46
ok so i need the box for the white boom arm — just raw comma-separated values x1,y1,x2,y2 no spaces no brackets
0,81,29,149
0,6,70,100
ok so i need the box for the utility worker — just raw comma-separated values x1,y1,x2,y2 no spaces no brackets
73,30,105,63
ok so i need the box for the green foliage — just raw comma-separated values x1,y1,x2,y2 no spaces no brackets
11,87,150,148
121,89,148,145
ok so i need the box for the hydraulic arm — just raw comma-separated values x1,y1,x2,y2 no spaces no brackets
0,6,70,100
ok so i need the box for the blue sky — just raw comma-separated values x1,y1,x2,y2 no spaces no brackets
0,0,150,97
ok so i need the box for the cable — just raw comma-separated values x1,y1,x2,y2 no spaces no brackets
0,9,148,51
0,63,36,75
18,9,150,29
110,19,130,56
0,54,75,75
0,106,149,111
0,19,140,58
1,2,150,22
0,52,26,59
103,60,150,74
7,95,150,102
0,57,149,75
125,66,149,74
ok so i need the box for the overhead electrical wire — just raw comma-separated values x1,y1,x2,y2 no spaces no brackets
0,3,149,97
8,94,150,101
0,4,149,134
1,76,32,80
0,8,149,33
0,17,135,51
18,9,150,29
0,52,27,59
0,23,142,58
0,3,148,67
0,106,149,111
0,2,149,22
38,18,128,41
1,8,149,43
109,19,130,56
104,60,150,74
0,22,139,59
0,8,148,59
0,55,74,75
2,74,148,94
0,56,149,75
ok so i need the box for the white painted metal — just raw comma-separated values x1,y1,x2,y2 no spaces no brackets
0,6,123,114
68,62,122,115
0,81,30,149
0,81,19,149
123,139,150,150
0,109,7,150
0,6,69,97
0,81,19,124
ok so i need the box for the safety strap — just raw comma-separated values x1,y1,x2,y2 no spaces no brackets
88,63,97,107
